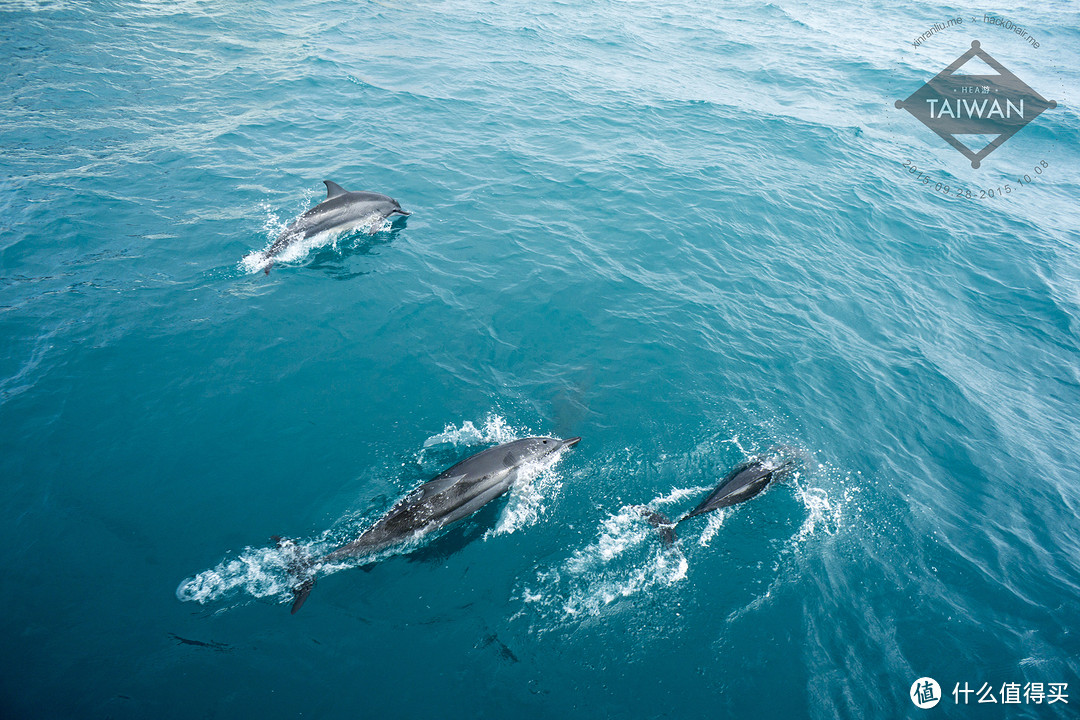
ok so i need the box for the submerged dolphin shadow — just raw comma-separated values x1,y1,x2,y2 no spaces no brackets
344,495,510,573
403,495,508,566
303,218,409,280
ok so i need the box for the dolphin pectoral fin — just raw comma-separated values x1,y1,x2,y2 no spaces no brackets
368,222,381,235
290,578,315,614
323,180,347,200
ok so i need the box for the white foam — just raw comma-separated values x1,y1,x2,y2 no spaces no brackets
422,415,522,449
176,544,303,606
696,507,729,547
565,507,651,572
417,414,564,536
523,503,689,620
515,451,856,631
487,455,565,537
176,532,408,609
792,472,849,541
653,484,713,506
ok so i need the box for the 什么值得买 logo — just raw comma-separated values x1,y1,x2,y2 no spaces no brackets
895,40,1056,168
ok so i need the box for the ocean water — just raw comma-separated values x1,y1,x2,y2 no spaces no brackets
2,0,1079,717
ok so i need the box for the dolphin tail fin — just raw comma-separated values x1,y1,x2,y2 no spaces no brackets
273,536,318,614
290,578,315,614
636,506,677,546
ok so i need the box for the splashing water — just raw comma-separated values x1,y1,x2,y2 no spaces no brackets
695,508,730,547
176,543,306,606
176,531,411,609
517,450,852,624
421,415,523,449
521,503,689,621
423,415,571,537
488,459,564,538
791,471,851,542
652,484,714,507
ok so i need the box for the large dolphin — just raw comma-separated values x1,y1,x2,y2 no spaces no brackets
639,454,794,544
256,180,410,272
282,436,581,613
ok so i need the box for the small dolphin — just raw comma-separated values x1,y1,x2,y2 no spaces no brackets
282,436,581,613
257,180,409,272
639,455,794,544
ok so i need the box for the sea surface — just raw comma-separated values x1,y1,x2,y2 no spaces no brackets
2,1,1079,718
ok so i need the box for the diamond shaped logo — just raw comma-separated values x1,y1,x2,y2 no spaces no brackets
895,41,1057,168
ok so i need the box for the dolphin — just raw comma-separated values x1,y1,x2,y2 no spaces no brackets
638,454,794,544
282,436,581,613
257,181,410,272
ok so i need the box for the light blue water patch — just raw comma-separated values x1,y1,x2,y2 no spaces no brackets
2,0,1079,718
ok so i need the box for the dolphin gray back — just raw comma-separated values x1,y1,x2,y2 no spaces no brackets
284,435,577,612
684,458,791,518
267,182,408,257
430,438,555,484
322,437,562,561
395,437,555,514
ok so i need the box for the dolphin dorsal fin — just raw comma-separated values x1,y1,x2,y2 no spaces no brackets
323,180,348,199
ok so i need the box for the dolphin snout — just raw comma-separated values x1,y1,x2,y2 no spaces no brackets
562,437,582,448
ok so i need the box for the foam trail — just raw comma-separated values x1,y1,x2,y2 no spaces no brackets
653,484,713,506
696,507,729,546
517,450,849,622
521,502,689,620
176,544,305,606
0,323,63,406
792,474,847,542
176,532,414,608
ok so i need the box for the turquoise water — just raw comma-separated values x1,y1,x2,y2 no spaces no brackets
3,0,1079,717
